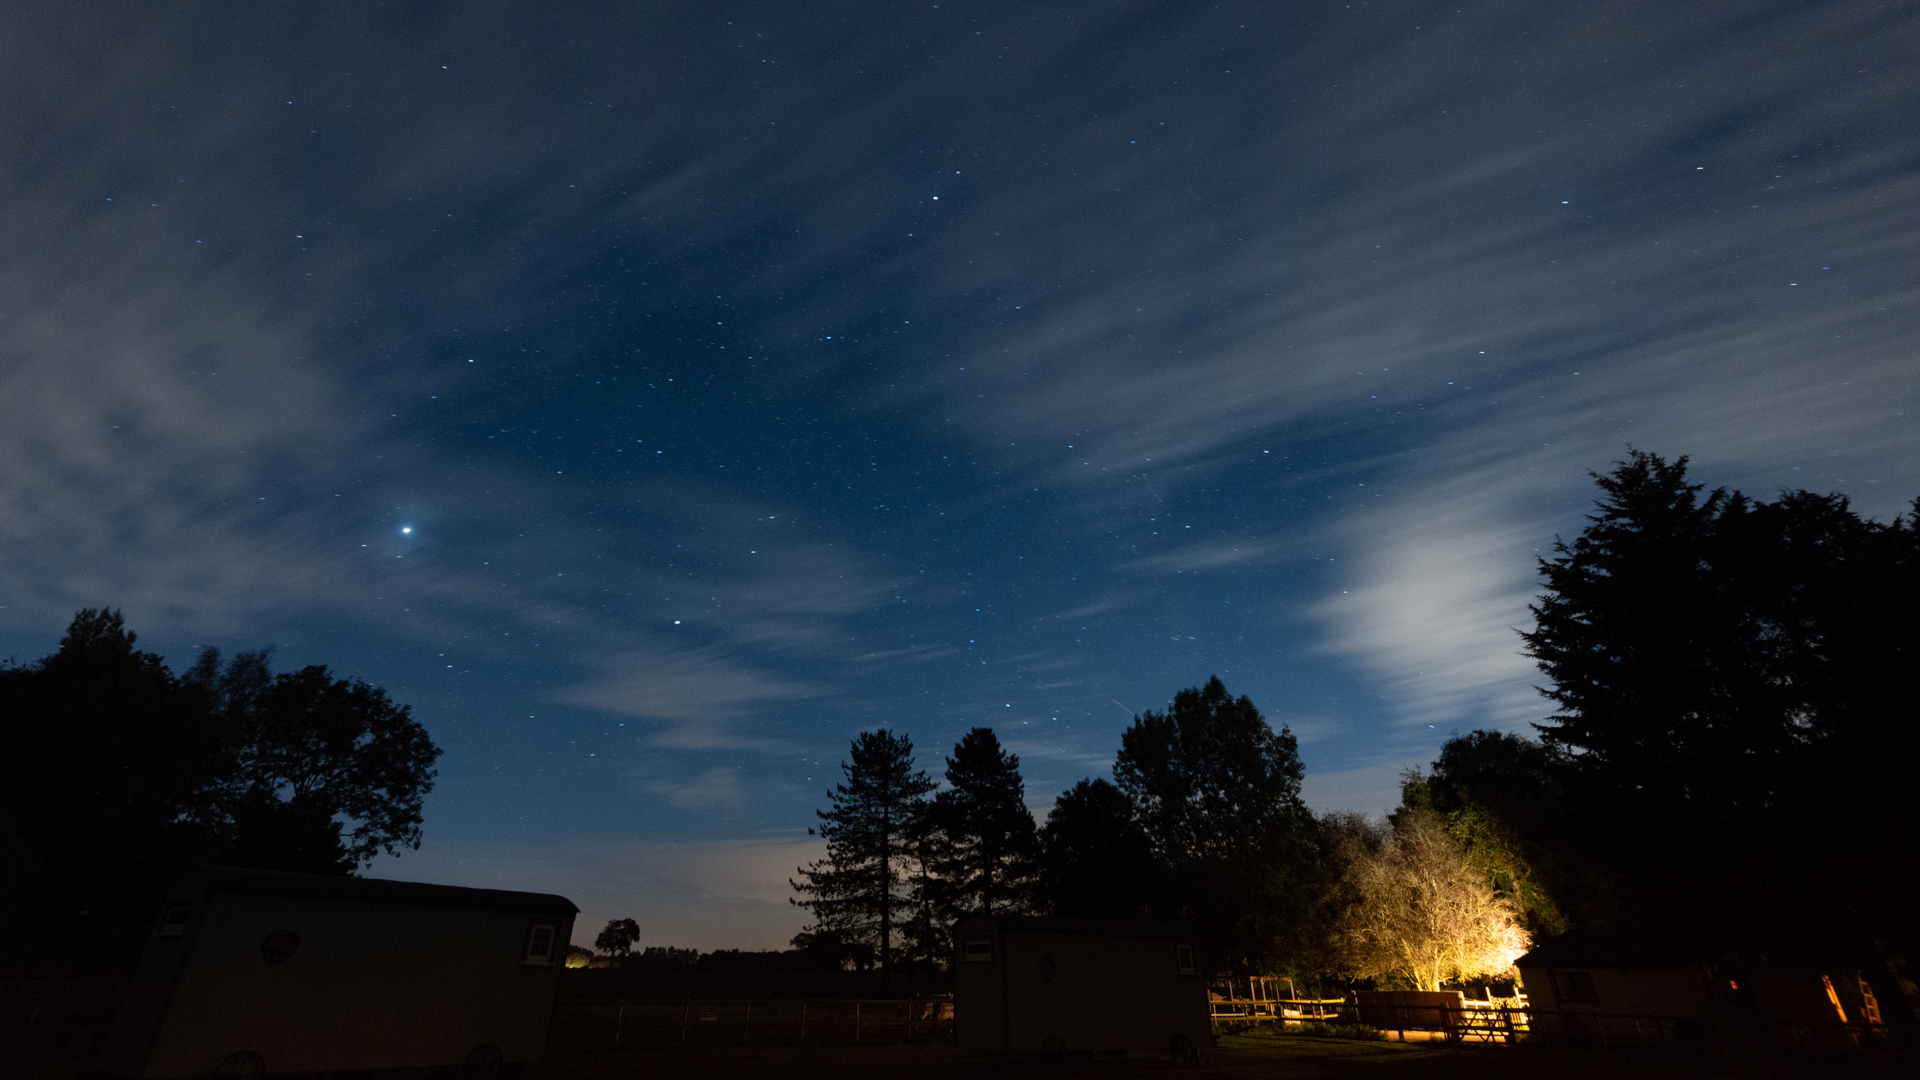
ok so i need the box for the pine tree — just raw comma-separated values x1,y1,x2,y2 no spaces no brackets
930,727,1037,917
790,729,934,989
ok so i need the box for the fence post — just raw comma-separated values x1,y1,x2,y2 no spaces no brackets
614,999,626,1047
856,999,862,1044
742,1000,752,1044
800,999,807,1045
680,997,691,1045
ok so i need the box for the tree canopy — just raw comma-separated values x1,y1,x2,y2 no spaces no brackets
1522,451,1920,952
1114,676,1316,975
595,917,640,958
0,609,441,965
1037,778,1159,921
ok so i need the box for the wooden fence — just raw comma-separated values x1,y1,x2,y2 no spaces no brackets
1210,997,1532,1043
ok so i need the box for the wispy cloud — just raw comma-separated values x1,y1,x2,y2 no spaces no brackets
1121,538,1295,575
1311,493,1546,732
647,767,748,811
558,644,820,751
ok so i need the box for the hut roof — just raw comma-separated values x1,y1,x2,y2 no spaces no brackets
1515,928,1708,971
185,864,578,916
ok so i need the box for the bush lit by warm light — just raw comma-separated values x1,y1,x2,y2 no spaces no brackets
1326,809,1531,991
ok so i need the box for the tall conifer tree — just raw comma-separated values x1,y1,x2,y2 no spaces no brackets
930,727,1037,917
790,729,934,989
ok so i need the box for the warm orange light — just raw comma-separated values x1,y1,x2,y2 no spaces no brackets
1822,975,1849,1024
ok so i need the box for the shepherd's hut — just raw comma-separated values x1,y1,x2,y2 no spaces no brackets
93,864,577,1078
952,915,1210,1061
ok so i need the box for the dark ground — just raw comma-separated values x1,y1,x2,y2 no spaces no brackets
525,1031,1727,1080
11,988,1913,1079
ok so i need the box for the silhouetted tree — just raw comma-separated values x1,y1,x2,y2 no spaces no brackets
0,610,443,964
0,610,233,963
929,728,1037,917
225,662,440,871
595,917,640,958
898,801,953,976
1523,450,1920,952
1114,676,1316,974
790,729,935,991
788,928,872,972
1038,778,1161,920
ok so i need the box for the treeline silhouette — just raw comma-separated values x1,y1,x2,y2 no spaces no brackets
0,610,440,970
1515,451,1918,960
791,452,1920,1006
791,684,1319,990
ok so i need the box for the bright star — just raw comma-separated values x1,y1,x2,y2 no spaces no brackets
401,526,413,534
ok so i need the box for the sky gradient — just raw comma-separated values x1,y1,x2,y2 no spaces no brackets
3,1,1915,949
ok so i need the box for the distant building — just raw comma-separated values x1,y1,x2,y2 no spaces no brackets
953,915,1210,1061
1516,928,1884,1046
94,865,577,1078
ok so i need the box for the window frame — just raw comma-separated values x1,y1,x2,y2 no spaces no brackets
153,901,196,937
962,936,994,962
1550,969,1600,1004
523,921,559,966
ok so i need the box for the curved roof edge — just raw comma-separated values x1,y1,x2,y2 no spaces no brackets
182,864,579,915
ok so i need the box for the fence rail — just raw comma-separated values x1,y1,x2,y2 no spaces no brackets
1210,999,1533,1043
1209,997,1345,1023
548,996,955,1050
1209,998,1918,1069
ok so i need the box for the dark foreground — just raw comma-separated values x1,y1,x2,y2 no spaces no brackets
3,1031,1736,1080
524,1031,1731,1080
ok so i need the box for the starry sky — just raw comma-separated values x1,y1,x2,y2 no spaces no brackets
2,2,1915,949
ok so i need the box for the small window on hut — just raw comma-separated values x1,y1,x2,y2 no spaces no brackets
1176,944,1196,976
154,902,195,937
524,922,558,965
1551,971,1599,1003
963,937,994,962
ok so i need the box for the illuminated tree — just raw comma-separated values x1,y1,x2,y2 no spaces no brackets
1400,759,1572,937
1324,810,1530,992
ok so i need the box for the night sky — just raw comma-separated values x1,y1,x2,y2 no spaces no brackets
3,2,1915,949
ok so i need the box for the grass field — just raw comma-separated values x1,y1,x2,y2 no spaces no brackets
525,1029,1727,1080
3,991,1844,1079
